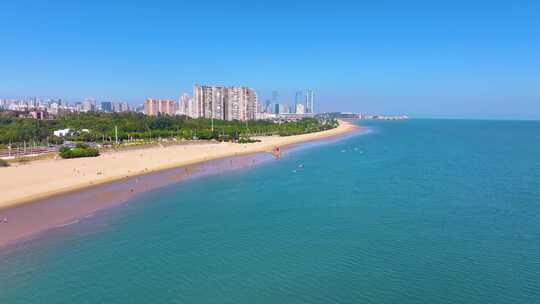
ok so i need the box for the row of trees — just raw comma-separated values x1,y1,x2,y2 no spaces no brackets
0,111,338,146
59,143,100,159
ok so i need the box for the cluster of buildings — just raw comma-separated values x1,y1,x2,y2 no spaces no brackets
81,98,131,113
1,85,318,122
145,85,312,121
260,90,315,116
0,98,70,115
0,97,132,119
144,86,316,121
144,85,259,121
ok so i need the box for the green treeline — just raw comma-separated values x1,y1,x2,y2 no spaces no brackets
59,143,100,159
0,112,338,145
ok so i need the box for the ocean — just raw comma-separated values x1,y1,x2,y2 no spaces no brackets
1,119,539,303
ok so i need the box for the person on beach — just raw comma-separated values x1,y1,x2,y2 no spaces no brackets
273,146,281,159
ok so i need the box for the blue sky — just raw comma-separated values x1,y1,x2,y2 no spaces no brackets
1,0,539,119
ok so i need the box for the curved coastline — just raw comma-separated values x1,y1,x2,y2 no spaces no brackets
0,120,360,248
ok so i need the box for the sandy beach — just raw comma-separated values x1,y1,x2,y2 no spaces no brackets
0,120,357,211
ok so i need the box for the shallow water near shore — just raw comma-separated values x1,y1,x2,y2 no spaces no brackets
1,119,539,303
0,151,278,247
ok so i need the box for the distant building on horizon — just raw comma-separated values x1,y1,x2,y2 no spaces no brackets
82,98,96,112
264,99,272,113
101,101,113,112
295,103,306,114
274,103,290,114
305,89,315,113
271,90,279,104
113,102,130,112
295,91,303,109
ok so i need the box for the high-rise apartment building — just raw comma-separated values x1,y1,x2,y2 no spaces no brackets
225,87,241,120
212,86,226,119
112,102,130,112
159,99,176,115
194,85,221,119
225,87,258,121
179,93,196,117
193,85,258,121
144,99,158,116
247,88,258,120
144,98,177,116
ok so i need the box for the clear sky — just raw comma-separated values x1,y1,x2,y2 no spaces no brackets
1,0,539,119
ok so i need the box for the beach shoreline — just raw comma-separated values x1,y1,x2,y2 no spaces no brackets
0,121,360,247
0,120,357,211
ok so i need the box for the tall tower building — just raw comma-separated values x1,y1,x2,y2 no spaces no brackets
264,99,271,113
271,91,279,104
305,90,315,113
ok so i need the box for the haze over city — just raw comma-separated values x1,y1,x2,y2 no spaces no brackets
1,0,538,119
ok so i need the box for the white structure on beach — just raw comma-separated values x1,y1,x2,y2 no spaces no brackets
53,129,71,137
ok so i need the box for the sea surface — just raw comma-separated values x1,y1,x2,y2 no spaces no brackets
1,119,539,303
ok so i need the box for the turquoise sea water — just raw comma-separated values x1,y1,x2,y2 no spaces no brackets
1,119,539,303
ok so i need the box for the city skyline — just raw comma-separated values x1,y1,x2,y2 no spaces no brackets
0,88,311,108
0,85,319,118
